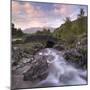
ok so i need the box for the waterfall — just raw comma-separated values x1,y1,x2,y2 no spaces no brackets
35,48,87,87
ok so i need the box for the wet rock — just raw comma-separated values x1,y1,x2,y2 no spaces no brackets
64,48,87,69
54,44,65,51
12,47,32,66
23,54,49,81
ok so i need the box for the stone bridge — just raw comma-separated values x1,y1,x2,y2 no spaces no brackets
24,35,58,48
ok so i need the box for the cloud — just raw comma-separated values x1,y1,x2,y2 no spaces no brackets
54,4,74,17
12,1,22,15
12,1,84,29
23,2,44,18
12,1,46,29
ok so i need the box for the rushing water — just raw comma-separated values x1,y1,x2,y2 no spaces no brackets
34,48,87,87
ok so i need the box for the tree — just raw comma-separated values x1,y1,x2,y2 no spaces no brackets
11,23,24,37
64,17,71,23
17,28,23,37
12,23,14,29
77,8,86,34
78,8,85,18
64,17,72,31
12,23,17,36
35,28,51,35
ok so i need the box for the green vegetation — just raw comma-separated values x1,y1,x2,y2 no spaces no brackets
35,28,52,36
53,8,87,49
12,23,24,38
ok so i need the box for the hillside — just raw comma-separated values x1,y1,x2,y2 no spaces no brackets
53,16,87,49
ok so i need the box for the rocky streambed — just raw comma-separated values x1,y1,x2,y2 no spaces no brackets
11,46,87,89
11,47,49,89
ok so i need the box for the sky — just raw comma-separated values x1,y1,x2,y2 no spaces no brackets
12,0,88,30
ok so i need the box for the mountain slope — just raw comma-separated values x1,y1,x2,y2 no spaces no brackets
53,16,87,41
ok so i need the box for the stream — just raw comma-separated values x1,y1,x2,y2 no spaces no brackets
35,48,87,87
12,48,87,89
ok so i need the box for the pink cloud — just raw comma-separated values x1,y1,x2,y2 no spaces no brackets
12,1,21,15
54,4,73,17
12,1,44,18
12,1,47,29
23,2,44,17
14,19,47,29
28,20,46,28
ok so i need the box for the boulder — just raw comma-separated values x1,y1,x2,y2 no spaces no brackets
64,48,87,69
12,47,32,66
54,44,65,51
23,54,49,81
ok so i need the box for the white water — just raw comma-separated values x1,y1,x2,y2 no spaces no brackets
35,48,87,87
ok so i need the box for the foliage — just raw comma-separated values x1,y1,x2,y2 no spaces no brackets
35,28,52,36
12,23,24,38
53,8,87,49
78,8,85,18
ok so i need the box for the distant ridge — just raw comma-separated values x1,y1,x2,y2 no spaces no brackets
23,27,55,34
